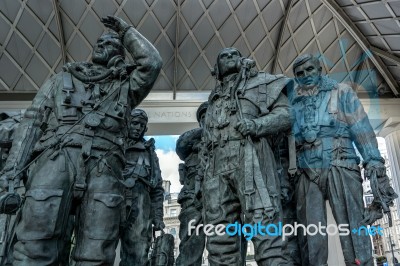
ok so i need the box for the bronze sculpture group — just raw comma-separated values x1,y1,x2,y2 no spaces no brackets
0,14,397,266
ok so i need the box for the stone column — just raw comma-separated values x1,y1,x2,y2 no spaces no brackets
378,117,400,218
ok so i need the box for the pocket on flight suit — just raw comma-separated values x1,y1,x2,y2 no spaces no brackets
203,178,222,222
88,192,124,240
17,188,64,240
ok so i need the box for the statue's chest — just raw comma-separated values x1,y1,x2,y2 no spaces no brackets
293,90,336,143
126,150,151,178
55,72,129,130
209,83,240,129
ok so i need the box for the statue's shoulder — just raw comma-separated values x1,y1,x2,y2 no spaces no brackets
180,128,202,140
48,68,73,91
42,71,63,88
336,82,353,93
334,82,360,105
144,138,156,150
33,72,63,101
53,71,64,79
244,72,285,90
243,72,294,107
319,75,339,91
244,72,293,95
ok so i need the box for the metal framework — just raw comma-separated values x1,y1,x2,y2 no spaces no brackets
52,0,66,65
272,0,294,73
370,46,400,67
0,0,399,100
321,0,399,96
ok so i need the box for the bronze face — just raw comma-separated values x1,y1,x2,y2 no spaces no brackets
294,60,321,89
92,34,123,66
129,117,147,140
217,48,241,78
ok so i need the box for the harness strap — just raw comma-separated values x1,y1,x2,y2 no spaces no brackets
244,142,256,212
287,132,297,177
62,72,74,104
299,157,320,185
244,141,275,222
329,87,338,115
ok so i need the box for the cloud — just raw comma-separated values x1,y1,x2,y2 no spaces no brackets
155,149,183,193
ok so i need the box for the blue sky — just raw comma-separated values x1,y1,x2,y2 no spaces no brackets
147,135,179,152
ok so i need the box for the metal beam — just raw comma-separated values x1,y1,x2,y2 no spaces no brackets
370,46,400,66
172,0,182,100
321,0,399,96
52,0,67,65
272,0,295,73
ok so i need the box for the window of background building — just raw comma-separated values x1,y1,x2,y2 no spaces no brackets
170,208,177,216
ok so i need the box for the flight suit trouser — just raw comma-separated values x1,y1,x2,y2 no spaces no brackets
176,201,205,266
13,147,124,266
295,165,373,266
120,183,152,266
203,142,289,266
